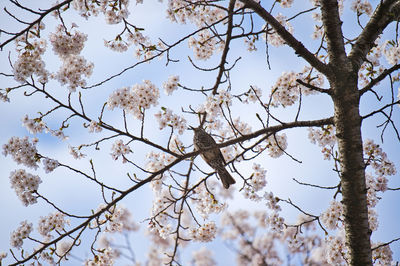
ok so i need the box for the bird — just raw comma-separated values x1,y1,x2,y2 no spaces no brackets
192,126,236,189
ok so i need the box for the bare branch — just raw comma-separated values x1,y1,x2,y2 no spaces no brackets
349,0,400,69
239,0,330,76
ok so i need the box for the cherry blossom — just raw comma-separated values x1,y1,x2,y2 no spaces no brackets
10,220,33,249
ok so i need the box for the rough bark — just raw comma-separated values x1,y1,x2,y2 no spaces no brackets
331,70,372,266
241,0,379,264
321,0,373,264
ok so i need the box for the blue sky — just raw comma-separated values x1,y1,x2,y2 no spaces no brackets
0,0,399,265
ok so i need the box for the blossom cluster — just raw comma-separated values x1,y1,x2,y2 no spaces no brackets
262,13,293,47
188,29,221,60
250,164,268,191
53,55,94,92
154,107,187,135
279,0,294,8
350,0,373,16
110,139,132,162
105,6,129,25
275,72,303,106
283,227,306,252
84,247,115,266
2,136,39,169
220,210,284,265
38,212,70,239
0,91,9,102
162,75,179,95
383,39,400,65
243,85,262,103
200,90,233,118
308,125,336,146
271,69,322,107
149,190,174,238
365,174,382,207
192,247,216,266
320,200,343,230
69,145,86,159
48,25,93,91
166,0,225,27
10,220,33,249
168,135,185,153
88,120,103,133
107,80,160,119
242,163,268,201
230,117,252,136
358,40,385,86
264,191,281,211
146,152,175,192
105,206,139,233
363,139,396,177
13,37,49,84
266,212,285,232
22,115,68,140
42,158,60,173
55,240,73,258
104,37,129,53
308,125,336,159
106,29,156,57
244,37,257,52
72,0,130,25
49,25,87,58
10,169,42,206
22,115,46,134
325,230,347,264
192,182,227,219
265,133,287,158
189,221,217,242
372,243,394,265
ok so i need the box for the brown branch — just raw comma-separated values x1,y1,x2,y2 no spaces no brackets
212,0,236,95
361,100,400,120
296,78,331,94
371,237,400,251
360,64,400,96
320,0,347,66
0,0,73,50
239,0,330,76
348,0,400,69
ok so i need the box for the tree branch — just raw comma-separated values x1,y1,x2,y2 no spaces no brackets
239,0,330,76
296,78,331,94
320,0,348,66
212,0,236,95
348,0,400,69
0,0,73,50
360,64,400,96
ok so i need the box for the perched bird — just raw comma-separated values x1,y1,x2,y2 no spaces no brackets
192,126,236,189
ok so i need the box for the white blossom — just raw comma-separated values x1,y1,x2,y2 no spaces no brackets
9,169,41,206
107,80,160,119
2,136,39,169
320,200,343,230
110,139,132,162
162,75,179,95
10,220,33,249
38,212,70,239
189,221,217,242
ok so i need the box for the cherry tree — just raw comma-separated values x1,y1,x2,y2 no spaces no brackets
0,0,399,265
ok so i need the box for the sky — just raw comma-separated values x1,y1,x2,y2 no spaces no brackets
0,0,399,265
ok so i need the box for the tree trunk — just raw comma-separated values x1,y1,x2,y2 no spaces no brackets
331,65,372,265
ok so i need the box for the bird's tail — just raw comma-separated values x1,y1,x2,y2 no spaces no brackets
217,167,236,189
